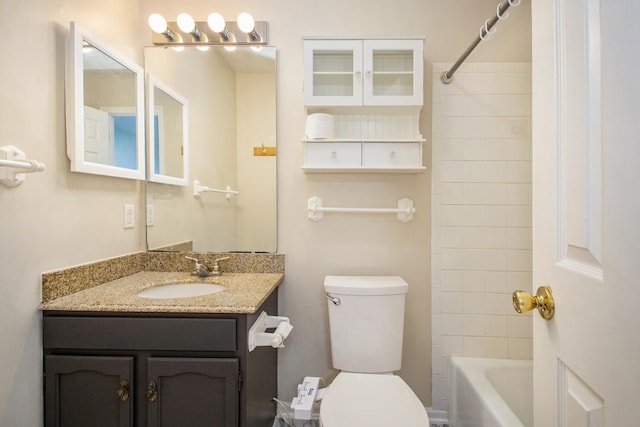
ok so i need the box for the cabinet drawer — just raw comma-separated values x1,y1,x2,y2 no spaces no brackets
43,317,237,352
362,142,421,168
304,142,361,168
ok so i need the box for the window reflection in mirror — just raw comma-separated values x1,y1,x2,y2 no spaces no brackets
144,46,277,253
65,22,145,180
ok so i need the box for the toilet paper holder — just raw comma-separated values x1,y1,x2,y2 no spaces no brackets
248,311,293,352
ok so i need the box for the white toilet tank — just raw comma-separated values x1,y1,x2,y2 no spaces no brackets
324,276,408,373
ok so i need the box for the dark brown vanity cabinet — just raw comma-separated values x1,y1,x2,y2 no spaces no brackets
43,291,278,427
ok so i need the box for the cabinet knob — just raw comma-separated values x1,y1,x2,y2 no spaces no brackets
355,70,362,79
330,151,337,159
389,150,397,159
147,381,158,402
116,379,129,402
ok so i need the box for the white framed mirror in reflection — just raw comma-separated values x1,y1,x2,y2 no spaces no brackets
65,21,145,180
147,74,189,186
144,45,277,253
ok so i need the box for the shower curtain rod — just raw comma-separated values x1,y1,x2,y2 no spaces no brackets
441,0,521,84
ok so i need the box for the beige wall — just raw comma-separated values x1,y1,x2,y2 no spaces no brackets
0,0,530,423
0,0,143,425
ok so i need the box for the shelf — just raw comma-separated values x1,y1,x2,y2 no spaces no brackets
302,166,426,174
302,138,425,143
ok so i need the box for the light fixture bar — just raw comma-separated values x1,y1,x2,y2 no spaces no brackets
150,21,268,46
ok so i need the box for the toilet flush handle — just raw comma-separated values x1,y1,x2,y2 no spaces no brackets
326,293,341,305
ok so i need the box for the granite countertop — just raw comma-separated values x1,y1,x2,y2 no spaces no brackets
39,271,284,314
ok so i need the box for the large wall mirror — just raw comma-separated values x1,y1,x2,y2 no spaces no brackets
144,46,277,253
65,22,145,180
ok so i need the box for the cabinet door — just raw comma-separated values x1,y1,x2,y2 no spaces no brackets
147,357,239,427
44,355,133,427
304,40,363,106
363,39,423,106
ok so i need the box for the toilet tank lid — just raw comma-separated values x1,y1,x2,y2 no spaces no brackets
324,276,408,295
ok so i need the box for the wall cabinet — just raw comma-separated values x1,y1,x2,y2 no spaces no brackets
43,291,277,427
303,39,423,106
302,38,425,173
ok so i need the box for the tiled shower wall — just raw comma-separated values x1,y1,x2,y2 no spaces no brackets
430,63,533,411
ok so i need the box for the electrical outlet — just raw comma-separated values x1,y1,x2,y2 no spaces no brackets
146,204,154,227
123,204,135,229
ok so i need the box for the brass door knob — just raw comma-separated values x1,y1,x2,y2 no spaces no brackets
512,285,555,320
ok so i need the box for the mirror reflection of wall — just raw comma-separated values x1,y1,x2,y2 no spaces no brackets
145,46,277,253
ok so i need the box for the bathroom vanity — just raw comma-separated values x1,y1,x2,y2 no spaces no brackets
41,270,283,427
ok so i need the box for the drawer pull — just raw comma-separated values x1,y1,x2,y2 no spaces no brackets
116,379,129,402
330,151,337,159
389,150,396,159
147,381,158,402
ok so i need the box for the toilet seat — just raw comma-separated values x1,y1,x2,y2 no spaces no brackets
319,372,430,427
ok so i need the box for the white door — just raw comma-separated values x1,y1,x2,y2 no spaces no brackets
83,105,111,165
532,0,640,425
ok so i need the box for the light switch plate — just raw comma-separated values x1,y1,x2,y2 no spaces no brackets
123,204,135,229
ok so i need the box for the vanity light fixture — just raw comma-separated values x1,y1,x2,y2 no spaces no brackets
237,12,262,42
207,13,235,43
177,13,209,51
148,13,177,42
148,12,268,48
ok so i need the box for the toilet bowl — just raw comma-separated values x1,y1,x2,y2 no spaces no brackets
319,372,430,427
320,276,430,427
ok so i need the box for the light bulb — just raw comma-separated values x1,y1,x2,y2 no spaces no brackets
177,13,195,33
237,12,255,33
148,13,168,33
207,13,226,33
197,45,210,52
224,45,237,52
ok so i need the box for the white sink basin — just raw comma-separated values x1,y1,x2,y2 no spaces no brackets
137,283,225,299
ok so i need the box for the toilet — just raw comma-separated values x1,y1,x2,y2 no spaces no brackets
320,276,430,427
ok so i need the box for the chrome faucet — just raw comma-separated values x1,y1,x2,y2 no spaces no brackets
210,257,230,276
185,256,213,277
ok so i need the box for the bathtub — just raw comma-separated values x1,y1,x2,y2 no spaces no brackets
449,357,533,427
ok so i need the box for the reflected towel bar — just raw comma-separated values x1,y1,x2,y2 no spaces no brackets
307,196,415,222
193,180,239,199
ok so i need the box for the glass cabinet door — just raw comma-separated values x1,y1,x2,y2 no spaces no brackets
303,40,363,106
363,39,423,106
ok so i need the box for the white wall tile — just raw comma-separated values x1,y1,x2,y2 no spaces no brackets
432,64,532,412
442,314,465,335
442,270,465,291
440,161,465,182
441,291,464,314
484,271,508,293
463,183,486,204
485,161,508,182
464,161,486,182
508,228,532,249
463,205,486,226
486,337,509,358
463,270,485,292
441,205,464,226
484,206,507,227
463,336,486,356
464,314,486,336
486,315,507,337
508,315,533,338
